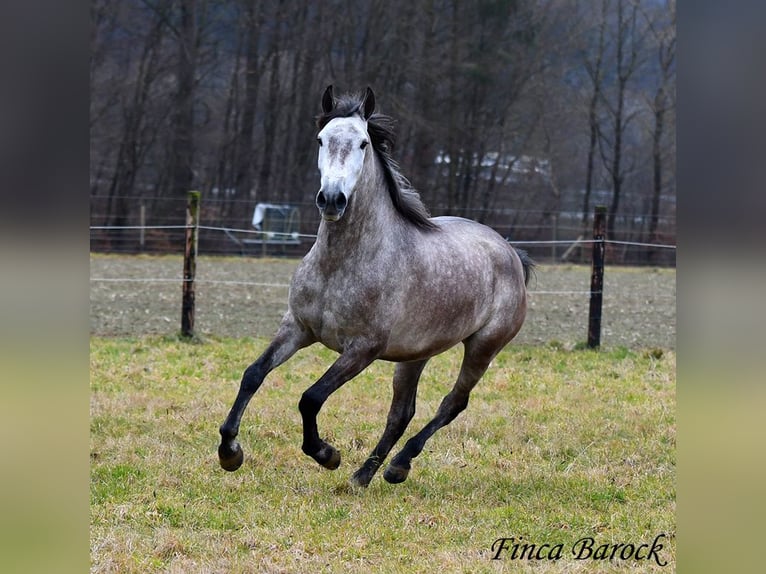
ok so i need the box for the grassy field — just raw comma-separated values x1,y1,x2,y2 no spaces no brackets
90,335,675,573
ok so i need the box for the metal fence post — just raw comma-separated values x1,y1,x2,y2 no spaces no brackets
587,206,606,348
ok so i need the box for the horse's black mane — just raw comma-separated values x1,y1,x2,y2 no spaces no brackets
316,92,438,231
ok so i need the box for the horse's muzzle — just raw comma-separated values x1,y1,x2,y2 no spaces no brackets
316,189,348,221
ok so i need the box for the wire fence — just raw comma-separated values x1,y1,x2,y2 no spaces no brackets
91,224,676,257
89,193,676,266
90,223,676,349
90,225,677,295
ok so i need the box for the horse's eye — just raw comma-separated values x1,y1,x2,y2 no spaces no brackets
317,138,323,147
360,140,369,150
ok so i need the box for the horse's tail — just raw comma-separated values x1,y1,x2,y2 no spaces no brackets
514,247,535,287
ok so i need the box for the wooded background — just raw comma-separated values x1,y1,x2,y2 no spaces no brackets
90,0,675,264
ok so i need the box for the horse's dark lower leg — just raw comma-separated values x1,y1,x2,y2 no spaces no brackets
218,325,310,471
384,344,497,484
382,389,470,483
298,348,379,470
350,359,428,487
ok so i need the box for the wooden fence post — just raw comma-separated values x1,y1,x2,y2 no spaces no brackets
181,191,200,337
587,206,606,348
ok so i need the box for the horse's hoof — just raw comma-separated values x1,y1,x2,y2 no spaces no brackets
316,444,341,470
349,471,371,489
383,463,410,484
218,441,244,472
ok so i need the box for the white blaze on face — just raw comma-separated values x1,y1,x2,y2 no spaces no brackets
316,116,370,220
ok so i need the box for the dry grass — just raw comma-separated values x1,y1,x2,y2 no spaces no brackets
91,336,675,572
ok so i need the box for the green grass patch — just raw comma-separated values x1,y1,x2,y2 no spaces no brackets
91,336,675,572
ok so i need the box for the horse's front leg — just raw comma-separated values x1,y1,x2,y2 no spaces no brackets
218,317,312,471
298,346,379,470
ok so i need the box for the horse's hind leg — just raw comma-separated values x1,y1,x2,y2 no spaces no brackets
383,338,502,484
350,359,429,488
218,317,312,471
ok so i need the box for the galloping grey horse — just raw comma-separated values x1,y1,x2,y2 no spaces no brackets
218,86,532,487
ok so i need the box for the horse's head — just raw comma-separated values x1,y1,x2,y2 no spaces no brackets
315,85,375,222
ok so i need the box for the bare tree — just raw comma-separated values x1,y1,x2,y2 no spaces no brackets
98,2,171,234
166,0,199,206
208,9,245,221
644,0,676,262
232,0,263,202
599,0,645,241
581,0,609,233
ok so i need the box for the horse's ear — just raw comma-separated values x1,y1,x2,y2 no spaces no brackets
322,85,334,113
361,87,375,120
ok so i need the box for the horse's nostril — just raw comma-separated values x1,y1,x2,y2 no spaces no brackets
316,191,327,209
335,194,347,212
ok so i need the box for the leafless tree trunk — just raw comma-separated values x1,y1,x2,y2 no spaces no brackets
582,0,608,235
103,11,167,235
211,17,245,221
166,0,198,207
601,0,643,241
256,0,286,200
233,0,262,201
646,0,676,263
